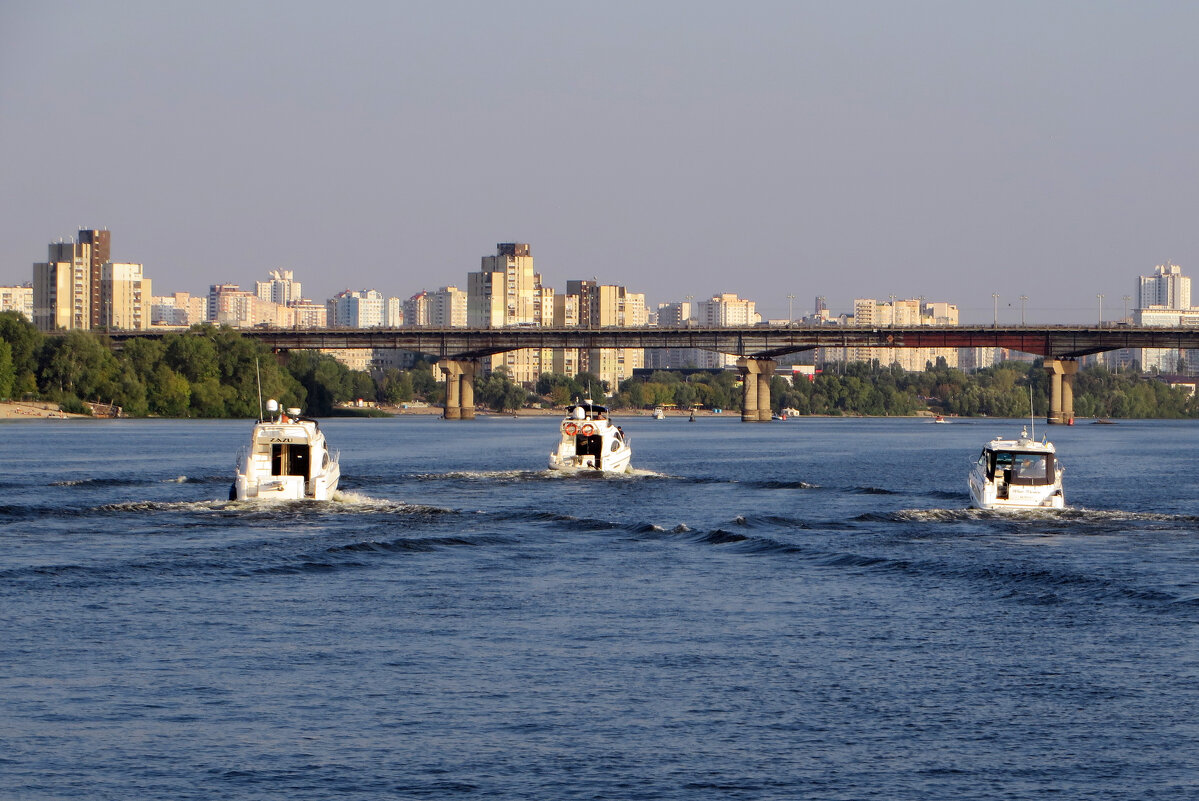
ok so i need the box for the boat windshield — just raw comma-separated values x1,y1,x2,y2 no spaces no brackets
569,403,607,417
991,450,1052,485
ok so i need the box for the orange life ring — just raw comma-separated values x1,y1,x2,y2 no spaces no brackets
580,424,594,436
564,422,577,435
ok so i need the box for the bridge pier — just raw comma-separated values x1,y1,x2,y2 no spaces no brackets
1045,359,1078,425
438,359,477,420
737,358,776,422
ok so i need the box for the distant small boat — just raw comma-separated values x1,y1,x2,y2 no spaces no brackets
1092,418,1117,425
232,399,340,500
652,406,666,420
932,414,949,424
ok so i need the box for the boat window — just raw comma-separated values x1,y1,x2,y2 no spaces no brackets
1010,453,1048,484
610,439,620,452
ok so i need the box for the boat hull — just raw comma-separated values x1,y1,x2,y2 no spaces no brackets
234,464,340,501
968,468,1064,510
548,447,632,474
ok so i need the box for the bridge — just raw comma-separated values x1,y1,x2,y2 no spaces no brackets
108,324,1199,424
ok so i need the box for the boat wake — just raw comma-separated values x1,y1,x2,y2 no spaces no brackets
855,507,1199,526
410,470,550,482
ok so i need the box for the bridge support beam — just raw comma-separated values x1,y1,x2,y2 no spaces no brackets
737,358,776,422
1045,359,1078,425
438,359,477,420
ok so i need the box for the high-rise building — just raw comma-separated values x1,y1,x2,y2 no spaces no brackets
1138,263,1190,310
100,262,151,330
560,281,647,388
469,243,540,326
32,230,155,332
1135,263,1198,373
327,289,388,328
0,284,34,322
551,293,581,376
209,283,257,327
385,296,403,327
403,291,430,327
151,292,207,326
655,301,692,327
78,229,110,329
820,298,961,370
33,235,97,331
256,269,302,306
289,299,328,328
696,293,759,327
430,286,467,327
467,243,552,383
684,293,761,368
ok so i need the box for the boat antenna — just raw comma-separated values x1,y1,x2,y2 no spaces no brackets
255,357,264,422
1029,385,1035,441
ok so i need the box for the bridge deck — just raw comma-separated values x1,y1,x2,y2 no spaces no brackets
105,325,1199,360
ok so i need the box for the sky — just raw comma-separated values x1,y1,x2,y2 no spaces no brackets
2,1,1197,323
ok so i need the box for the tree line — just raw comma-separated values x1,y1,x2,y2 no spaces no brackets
3,311,1196,418
608,359,1199,418
0,312,430,417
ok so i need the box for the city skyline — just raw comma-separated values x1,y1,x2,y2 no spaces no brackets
3,3,1198,323
8,228,1190,329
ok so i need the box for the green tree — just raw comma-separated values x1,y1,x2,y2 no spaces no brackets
378,368,413,404
0,312,41,396
0,339,13,399
148,365,191,417
38,330,122,402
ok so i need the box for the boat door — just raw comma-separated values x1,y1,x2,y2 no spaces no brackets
993,451,1018,499
271,442,311,480
575,433,604,469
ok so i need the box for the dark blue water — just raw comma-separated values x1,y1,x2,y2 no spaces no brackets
2,415,1197,800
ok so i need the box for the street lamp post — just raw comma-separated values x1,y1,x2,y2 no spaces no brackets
992,293,999,326
1123,295,1131,322
1019,295,1028,325
786,293,795,323
1097,293,1104,326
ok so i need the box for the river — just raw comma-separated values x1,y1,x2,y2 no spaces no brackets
2,415,1197,800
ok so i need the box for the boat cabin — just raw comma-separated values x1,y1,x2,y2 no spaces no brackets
977,446,1056,497
252,418,325,482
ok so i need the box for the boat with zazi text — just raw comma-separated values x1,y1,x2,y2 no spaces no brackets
232,399,341,500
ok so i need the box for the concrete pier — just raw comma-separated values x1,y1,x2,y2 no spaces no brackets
437,359,477,420
737,357,776,422
1045,358,1078,424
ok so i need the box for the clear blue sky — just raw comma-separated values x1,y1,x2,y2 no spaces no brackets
2,1,1196,322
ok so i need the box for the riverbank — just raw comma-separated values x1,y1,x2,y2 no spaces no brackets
0,401,83,419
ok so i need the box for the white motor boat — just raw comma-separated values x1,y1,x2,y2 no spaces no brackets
968,427,1064,510
548,400,632,473
232,399,341,500
652,406,666,420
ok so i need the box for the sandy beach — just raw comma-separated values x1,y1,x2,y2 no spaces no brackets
0,401,80,420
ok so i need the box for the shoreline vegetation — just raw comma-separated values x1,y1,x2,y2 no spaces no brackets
2,312,1197,420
